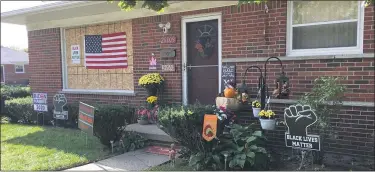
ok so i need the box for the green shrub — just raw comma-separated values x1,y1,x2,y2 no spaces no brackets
1,85,31,99
93,104,135,147
120,130,147,152
5,97,36,123
158,104,216,153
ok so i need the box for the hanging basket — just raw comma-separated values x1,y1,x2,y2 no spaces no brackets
252,107,261,118
259,118,276,130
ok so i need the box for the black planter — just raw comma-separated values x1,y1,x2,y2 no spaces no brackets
146,87,158,96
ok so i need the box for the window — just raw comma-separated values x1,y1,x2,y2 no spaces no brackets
15,65,24,73
287,1,364,56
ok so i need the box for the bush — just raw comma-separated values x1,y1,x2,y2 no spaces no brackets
5,97,36,123
1,85,31,99
93,104,135,147
158,103,216,153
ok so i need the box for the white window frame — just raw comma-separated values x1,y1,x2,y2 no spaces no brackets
14,64,25,73
286,1,365,57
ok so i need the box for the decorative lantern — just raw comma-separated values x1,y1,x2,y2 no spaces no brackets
237,80,249,104
273,70,290,99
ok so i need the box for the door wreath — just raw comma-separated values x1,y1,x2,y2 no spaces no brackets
195,36,214,58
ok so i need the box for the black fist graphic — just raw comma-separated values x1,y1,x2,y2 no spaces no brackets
284,104,317,136
53,94,67,113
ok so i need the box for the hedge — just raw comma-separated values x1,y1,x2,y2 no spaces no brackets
1,85,31,99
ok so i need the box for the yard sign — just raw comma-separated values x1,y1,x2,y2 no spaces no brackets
284,104,320,151
78,102,95,135
33,93,48,112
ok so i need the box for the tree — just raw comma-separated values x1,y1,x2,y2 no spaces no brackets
109,0,373,13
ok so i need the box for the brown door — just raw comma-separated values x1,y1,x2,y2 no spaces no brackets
186,19,219,105
0,66,4,83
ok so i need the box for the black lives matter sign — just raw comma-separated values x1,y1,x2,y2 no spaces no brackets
284,104,320,151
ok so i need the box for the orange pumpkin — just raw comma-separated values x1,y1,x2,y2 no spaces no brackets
224,88,236,98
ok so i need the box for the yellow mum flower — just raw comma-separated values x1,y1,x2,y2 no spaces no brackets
146,96,158,104
138,73,165,86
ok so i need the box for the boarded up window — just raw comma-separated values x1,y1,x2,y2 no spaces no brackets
65,21,134,90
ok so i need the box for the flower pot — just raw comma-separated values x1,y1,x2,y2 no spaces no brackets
259,118,276,130
146,87,158,96
252,107,261,118
137,119,149,125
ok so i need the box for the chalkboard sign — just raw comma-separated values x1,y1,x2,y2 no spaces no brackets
221,65,236,89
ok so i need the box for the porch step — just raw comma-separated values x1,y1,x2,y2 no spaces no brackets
125,123,175,143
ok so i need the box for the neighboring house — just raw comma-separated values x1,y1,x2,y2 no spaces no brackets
1,46,30,85
1,1,374,160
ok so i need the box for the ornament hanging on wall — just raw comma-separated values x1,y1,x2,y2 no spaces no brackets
149,53,157,70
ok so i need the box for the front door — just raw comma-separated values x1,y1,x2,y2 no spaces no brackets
0,65,4,83
186,19,219,104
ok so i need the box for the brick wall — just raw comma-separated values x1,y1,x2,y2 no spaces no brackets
234,57,374,102
2,64,30,85
237,103,375,158
28,28,62,103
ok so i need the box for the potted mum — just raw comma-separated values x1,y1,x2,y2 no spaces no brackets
258,110,276,130
136,108,150,125
138,73,165,96
251,100,261,118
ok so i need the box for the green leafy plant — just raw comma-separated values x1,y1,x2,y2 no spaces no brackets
93,104,135,147
120,130,147,152
158,103,216,153
1,85,31,100
298,76,346,164
4,96,35,123
225,124,269,170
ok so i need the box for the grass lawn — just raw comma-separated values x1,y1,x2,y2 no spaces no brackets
146,158,194,171
1,123,110,171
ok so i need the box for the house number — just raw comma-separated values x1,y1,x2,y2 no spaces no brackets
160,49,176,58
162,64,176,72
160,36,177,44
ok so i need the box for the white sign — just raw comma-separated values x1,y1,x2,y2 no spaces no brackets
34,104,48,112
33,93,48,112
71,45,80,64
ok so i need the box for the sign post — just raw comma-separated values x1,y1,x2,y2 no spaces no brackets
33,93,48,125
79,102,95,146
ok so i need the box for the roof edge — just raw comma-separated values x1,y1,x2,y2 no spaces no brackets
1,1,105,18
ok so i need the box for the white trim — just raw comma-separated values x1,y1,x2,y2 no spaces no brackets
1,65,5,83
181,12,222,105
60,89,135,96
61,28,68,89
14,64,25,73
286,1,364,57
292,19,358,27
222,53,374,63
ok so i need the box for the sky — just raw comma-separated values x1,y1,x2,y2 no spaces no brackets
1,1,58,49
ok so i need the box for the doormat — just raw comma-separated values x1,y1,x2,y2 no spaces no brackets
144,146,179,156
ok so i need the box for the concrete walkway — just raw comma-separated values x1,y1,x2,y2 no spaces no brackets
65,149,169,171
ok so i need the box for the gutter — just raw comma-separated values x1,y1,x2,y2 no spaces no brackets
1,1,106,18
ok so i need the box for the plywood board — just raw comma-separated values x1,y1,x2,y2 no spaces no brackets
65,20,134,91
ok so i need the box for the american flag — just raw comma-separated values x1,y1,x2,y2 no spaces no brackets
84,32,127,69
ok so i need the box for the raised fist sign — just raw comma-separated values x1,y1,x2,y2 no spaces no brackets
53,94,67,113
284,104,317,136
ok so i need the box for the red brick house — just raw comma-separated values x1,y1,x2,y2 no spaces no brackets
1,46,30,85
1,1,374,161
